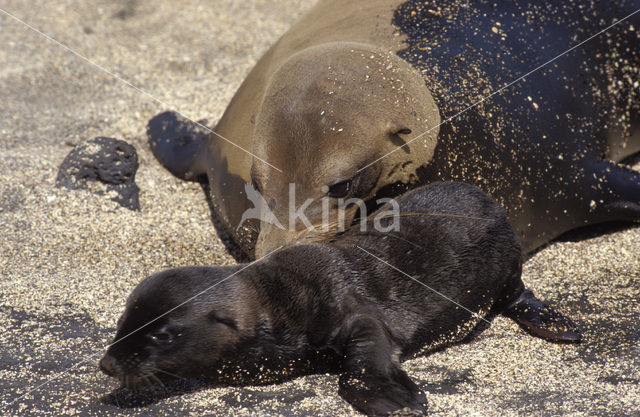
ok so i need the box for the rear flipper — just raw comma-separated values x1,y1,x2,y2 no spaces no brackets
147,111,210,181
503,290,582,343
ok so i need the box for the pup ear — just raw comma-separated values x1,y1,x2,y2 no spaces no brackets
388,127,412,153
392,127,412,135
207,310,238,330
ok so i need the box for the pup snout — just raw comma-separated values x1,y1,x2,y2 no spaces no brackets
99,354,119,377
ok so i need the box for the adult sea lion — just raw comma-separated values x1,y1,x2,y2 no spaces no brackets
100,182,580,416
148,0,640,259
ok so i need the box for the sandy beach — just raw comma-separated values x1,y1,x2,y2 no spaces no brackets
1,0,639,416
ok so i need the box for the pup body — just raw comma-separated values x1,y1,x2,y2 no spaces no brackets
101,183,579,415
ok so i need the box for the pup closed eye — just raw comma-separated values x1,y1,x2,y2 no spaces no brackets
208,311,238,330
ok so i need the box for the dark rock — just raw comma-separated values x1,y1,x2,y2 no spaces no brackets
56,137,140,210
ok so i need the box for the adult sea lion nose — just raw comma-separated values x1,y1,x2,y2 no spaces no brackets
254,223,297,258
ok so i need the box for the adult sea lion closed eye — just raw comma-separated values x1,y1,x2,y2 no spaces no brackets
148,0,640,259
100,182,581,416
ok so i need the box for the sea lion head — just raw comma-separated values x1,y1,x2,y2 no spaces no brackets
251,42,440,257
99,267,256,387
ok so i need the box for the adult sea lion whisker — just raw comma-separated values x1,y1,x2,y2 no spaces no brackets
336,229,425,251
375,233,425,250
371,212,492,222
303,211,489,235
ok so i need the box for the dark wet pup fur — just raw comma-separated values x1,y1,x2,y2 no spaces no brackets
100,183,580,416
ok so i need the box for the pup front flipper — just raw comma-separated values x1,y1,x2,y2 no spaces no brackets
336,314,428,416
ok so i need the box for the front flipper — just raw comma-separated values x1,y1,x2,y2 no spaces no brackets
503,290,582,343
337,315,427,416
147,111,210,181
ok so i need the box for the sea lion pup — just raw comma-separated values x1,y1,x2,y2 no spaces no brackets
100,183,580,416
148,0,640,259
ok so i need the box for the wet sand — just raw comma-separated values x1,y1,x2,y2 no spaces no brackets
1,1,639,416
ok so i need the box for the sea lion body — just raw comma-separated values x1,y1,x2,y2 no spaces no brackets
149,0,640,259
393,0,640,252
100,183,579,415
